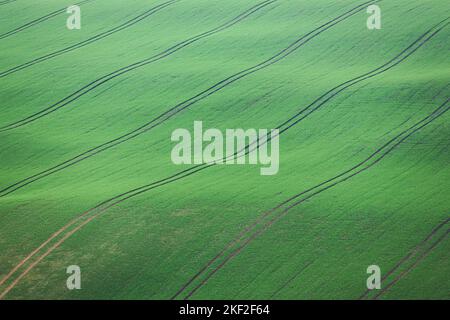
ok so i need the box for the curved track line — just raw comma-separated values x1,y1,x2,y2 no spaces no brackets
0,0,277,131
0,212,99,300
0,0,96,40
0,0,17,7
178,99,450,300
0,22,447,298
269,261,314,299
170,19,450,294
276,20,449,133
0,0,178,78
374,228,449,299
359,217,450,299
0,0,380,197
1,8,444,202
0,0,381,294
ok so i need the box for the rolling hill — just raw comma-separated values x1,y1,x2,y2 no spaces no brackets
0,0,449,299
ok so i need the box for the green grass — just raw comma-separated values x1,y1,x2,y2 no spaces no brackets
0,0,449,299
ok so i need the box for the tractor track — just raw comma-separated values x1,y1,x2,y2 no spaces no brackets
358,218,449,299
373,229,449,299
0,0,16,7
0,0,277,131
269,260,314,299
0,0,95,40
0,0,178,78
0,75,448,300
175,98,449,300
277,18,449,133
1,3,446,300
0,11,445,201
2,89,444,300
0,0,380,198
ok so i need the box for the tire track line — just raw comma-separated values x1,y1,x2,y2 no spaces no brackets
0,1,381,296
0,12,444,281
0,212,99,300
359,217,449,299
269,260,314,299
0,25,447,298
0,0,96,40
374,228,449,299
0,0,178,78
0,0,16,7
0,0,380,198
177,98,450,300
0,10,444,284
277,19,449,134
0,0,277,131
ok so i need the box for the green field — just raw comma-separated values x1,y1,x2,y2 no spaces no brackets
0,0,449,300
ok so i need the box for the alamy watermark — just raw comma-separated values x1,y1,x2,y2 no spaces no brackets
67,5,81,30
366,265,381,290
66,265,81,290
171,121,280,175
367,5,381,30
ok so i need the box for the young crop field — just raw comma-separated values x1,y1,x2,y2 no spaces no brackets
0,0,448,300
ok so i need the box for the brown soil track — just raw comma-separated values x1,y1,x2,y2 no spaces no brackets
1,93,447,299
175,98,449,300
1,2,447,300
0,1,382,297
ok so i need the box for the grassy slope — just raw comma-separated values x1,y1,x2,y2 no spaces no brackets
0,0,449,299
